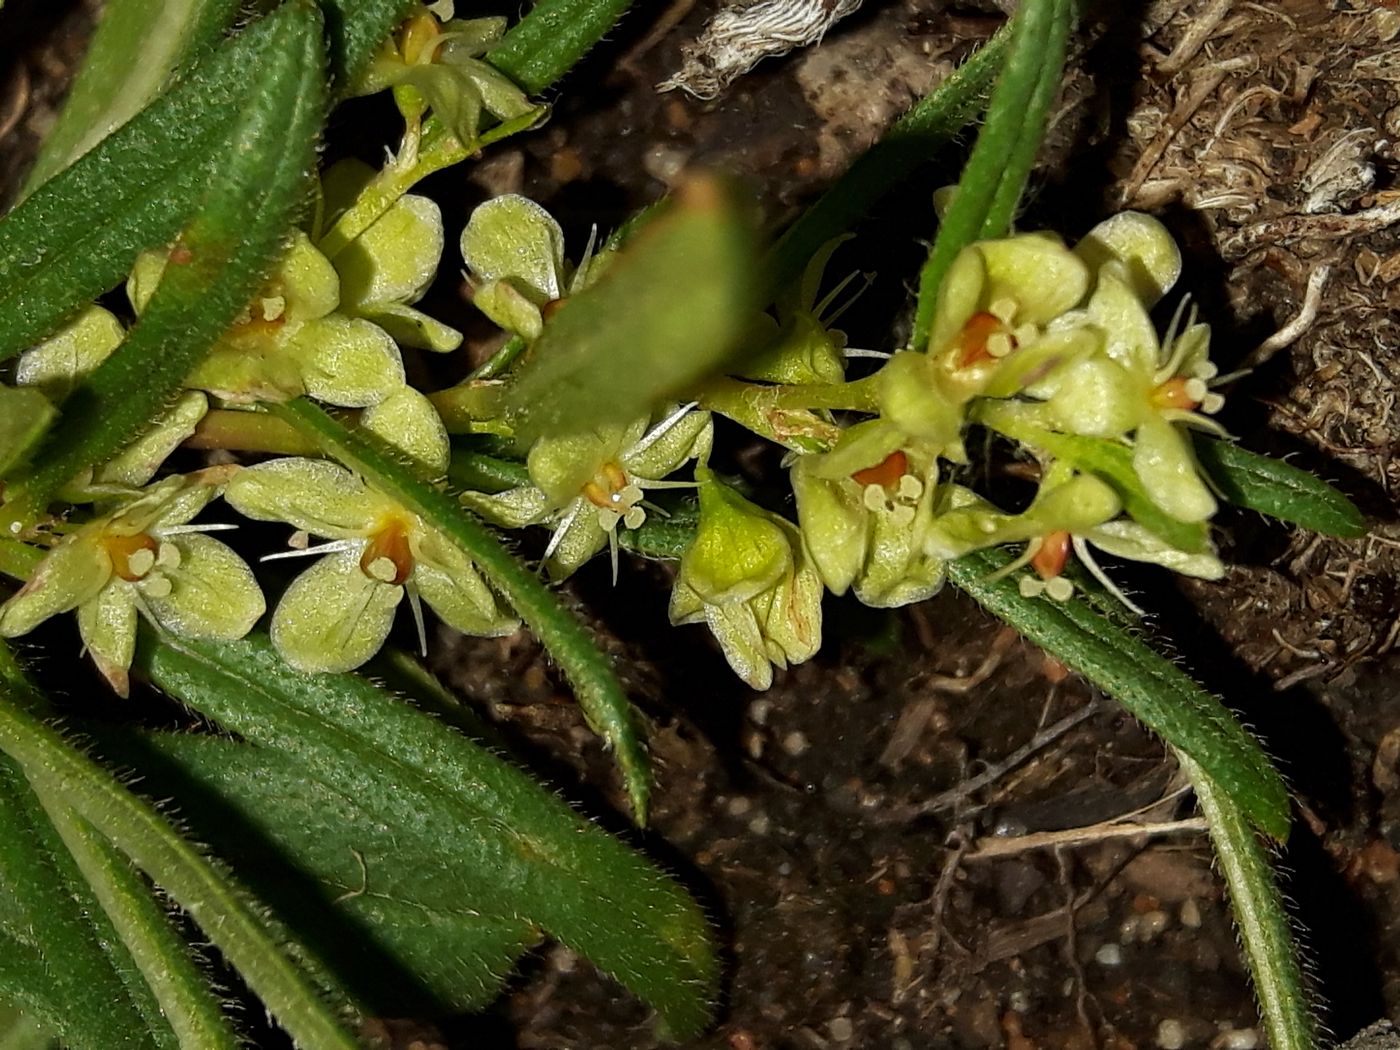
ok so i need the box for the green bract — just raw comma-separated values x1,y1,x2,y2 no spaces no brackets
669,470,823,691
0,471,263,695
223,389,515,673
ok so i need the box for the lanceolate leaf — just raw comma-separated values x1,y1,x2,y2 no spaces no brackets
503,176,760,441
0,759,167,1050
1194,435,1367,538
1,2,328,527
110,732,541,1017
0,644,362,1050
0,3,321,364
318,0,417,96
21,0,243,194
948,549,1291,841
139,632,720,1038
276,397,655,824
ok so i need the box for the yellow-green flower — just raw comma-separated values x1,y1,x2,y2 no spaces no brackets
0,470,264,696
669,470,823,690
224,389,515,673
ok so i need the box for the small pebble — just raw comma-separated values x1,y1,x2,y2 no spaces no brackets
1216,1029,1261,1050
1094,943,1124,967
749,699,772,726
748,813,772,836
727,796,753,818
782,730,810,757
1156,1019,1187,1050
828,1017,854,1043
1138,909,1171,943
1008,989,1031,1013
1180,898,1203,929
642,143,689,185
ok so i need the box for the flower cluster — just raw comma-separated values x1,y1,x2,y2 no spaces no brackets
0,49,1231,697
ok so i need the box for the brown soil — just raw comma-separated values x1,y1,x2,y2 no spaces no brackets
6,0,1400,1048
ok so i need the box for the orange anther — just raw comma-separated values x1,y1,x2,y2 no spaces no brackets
851,449,908,489
1151,377,1200,411
1031,531,1071,580
102,533,159,581
360,517,415,585
400,11,442,65
954,311,1012,368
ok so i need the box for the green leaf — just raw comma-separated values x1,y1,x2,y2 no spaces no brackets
503,176,760,441
0,3,320,365
912,0,1074,346
1,2,328,527
0,759,167,1050
1193,435,1366,538
21,0,243,194
115,732,540,1017
1178,752,1317,1050
0,391,53,478
138,632,720,1038
948,549,1291,841
0,643,363,1050
766,22,1009,292
489,0,636,95
275,398,655,824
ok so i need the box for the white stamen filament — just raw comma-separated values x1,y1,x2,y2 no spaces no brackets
261,539,359,562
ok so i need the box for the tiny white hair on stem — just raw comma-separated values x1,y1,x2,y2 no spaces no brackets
658,0,864,99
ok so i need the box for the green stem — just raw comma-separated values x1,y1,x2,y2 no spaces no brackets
39,801,240,1050
271,398,653,823
0,644,361,1050
428,382,513,436
468,334,528,381
911,0,1073,347
1181,752,1318,1050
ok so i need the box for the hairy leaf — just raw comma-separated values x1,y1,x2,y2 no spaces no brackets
948,549,1291,841
0,644,362,1050
489,0,635,94
2,2,328,526
503,176,760,441
1194,436,1366,538
139,632,720,1038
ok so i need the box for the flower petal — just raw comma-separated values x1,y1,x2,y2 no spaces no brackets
141,534,264,641
0,535,111,637
927,244,986,355
791,460,866,596
460,194,566,302
1133,415,1218,523
337,193,445,312
414,557,517,638
622,409,711,481
1083,264,1160,376
361,387,450,475
459,485,551,528
702,600,772,691
1077,212,1181,308
77,583,138,697
16,305,125,400
224,458,383,537
278,231,342,322
271,550,401,673
286,315,406,408
95,392,208,488
359,302,462,352
1087,520,1224,579
978,233,1090,326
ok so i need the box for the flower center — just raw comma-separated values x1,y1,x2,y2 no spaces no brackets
1150,376,1204,411
103,533,160,582
581,461,646,531
360,517,415,585
954,311,1018,368
853,450,923,526
400,11,445,65
1031,530,1071,580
